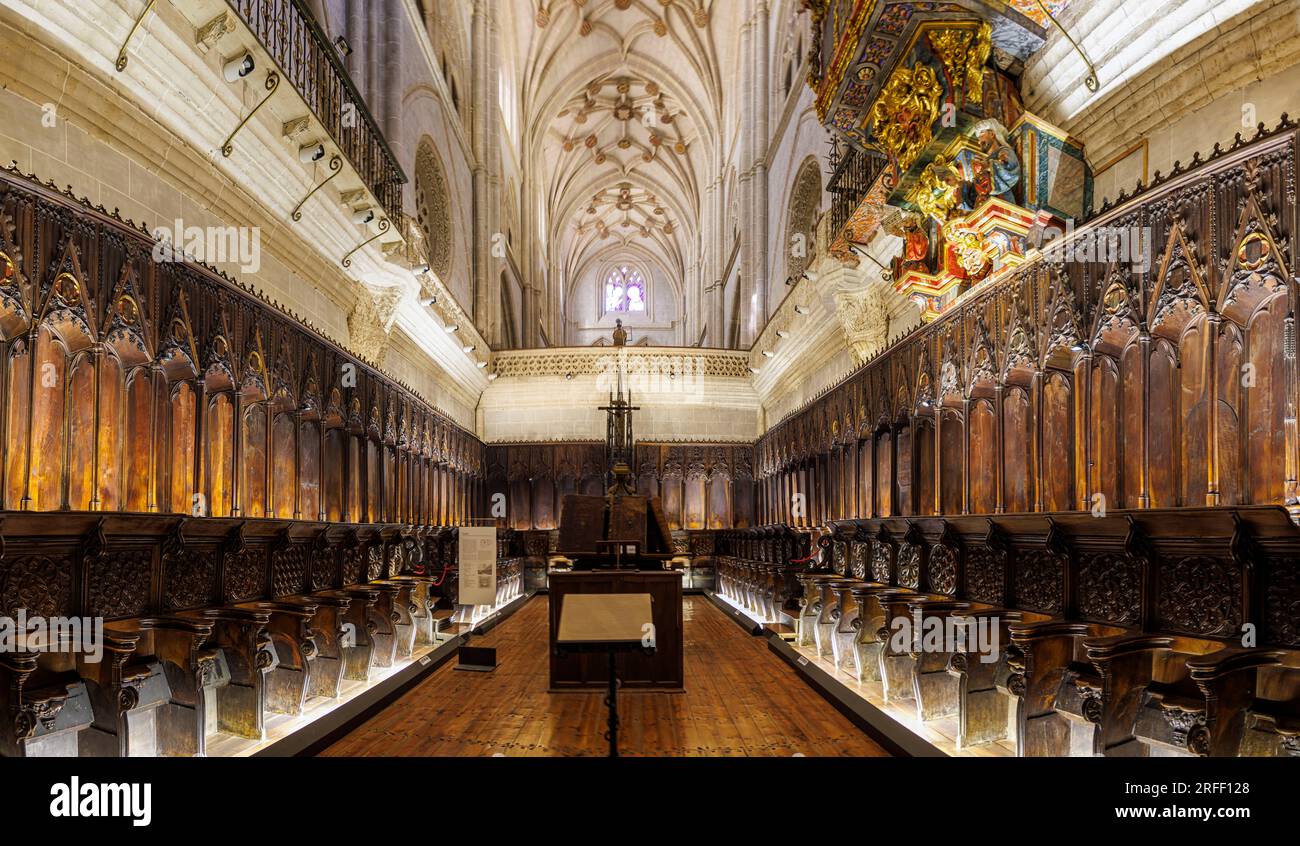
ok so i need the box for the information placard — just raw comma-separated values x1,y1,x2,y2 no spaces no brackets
458,526,498,607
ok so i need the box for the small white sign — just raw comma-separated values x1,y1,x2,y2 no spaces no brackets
458,526,498,607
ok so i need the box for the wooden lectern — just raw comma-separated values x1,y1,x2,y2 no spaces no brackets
548,493,684,690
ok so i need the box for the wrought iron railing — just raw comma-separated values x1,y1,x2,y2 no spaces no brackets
827,143,887,237
226,0,407,223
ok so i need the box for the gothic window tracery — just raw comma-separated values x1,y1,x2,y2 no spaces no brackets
604,265,647,314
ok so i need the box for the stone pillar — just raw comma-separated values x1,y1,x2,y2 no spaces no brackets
471,0,503,346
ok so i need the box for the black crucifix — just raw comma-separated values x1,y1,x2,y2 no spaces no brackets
600,349,639,495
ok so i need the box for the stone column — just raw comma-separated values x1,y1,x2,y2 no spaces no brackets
471,0,503,346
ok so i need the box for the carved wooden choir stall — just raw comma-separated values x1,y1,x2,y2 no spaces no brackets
0,164,528,756
717,119,1300,757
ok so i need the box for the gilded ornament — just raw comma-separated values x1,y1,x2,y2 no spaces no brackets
928,23,992,104
869,61,943,172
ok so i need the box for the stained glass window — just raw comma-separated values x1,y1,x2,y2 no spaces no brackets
604,266,646,314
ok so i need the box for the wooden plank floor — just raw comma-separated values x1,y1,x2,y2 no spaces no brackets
320,595,891,757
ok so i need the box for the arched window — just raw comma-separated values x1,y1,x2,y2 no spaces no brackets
605,266,646,314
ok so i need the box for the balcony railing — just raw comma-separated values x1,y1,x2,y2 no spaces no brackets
227,0,407,223
827,143,887,237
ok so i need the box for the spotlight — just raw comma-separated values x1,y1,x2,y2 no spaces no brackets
334,36,353,57
794,305,810,315
462,344,476,353
443,324,459,333
413,263,431,275
776,330,790,339
762,350,775,358
299,142,326,163
565,372,574,381
748,366,760,374
223,52,255,83
476,361,488,369
1070,341,1087,352
351,207,375,225
419,295,436,306
488,372,499,381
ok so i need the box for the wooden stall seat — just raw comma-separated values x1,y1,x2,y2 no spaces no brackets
77,627,171,758
94,616,224,757
829,579,866,670
1129,647,1288,757
368,580,417,659
0,639,93,757
332,587,381,681
287,592,353,700
946,608,1037,750
1006,620,1127,756
343,582,401,668
387,576,438,647
863,589,929,702
904,598,977,722
178,608,273,742
1237,655,1300,756
1073,633,1222,757
232,601,321,718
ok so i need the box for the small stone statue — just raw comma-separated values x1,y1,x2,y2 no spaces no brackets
612,318,627,346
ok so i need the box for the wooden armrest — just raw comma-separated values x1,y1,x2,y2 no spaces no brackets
1083,633,1175,661
1009,620,1093,642
1186,647,1285,683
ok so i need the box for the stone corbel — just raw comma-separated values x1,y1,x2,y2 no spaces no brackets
195,11,237,55
346,284,407,366
281,116,312,143
832,282,890,365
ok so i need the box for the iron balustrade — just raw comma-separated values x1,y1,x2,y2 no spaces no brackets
827,143,886,238
226,0,407,223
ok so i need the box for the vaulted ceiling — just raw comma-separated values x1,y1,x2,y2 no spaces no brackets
504,0,745,339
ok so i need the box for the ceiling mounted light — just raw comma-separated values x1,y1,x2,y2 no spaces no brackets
748,366,760,374
351,207,375,225
476,361,488,369
443,324,459,334
762,350,775,358
775,330,790,339
413,263,431,275
462,344,476,353
488,372,499,381
223,53,255,83
419,295,436,306
794,305,810,316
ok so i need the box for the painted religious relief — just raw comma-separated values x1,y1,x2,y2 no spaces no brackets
889,117,1049,321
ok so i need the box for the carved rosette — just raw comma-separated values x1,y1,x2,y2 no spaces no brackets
896,543,920,589
927,543,957,596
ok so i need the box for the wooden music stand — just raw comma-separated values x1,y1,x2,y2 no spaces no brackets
554,593,657,757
